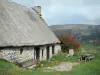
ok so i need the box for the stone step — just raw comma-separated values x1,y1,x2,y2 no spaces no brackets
17,59,36,68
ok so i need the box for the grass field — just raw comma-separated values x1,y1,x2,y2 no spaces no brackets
82,44,100,51
0,44,100,75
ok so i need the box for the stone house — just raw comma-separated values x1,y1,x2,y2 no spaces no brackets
0,0,61,67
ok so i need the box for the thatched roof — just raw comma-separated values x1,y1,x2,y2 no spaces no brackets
0,0,60,47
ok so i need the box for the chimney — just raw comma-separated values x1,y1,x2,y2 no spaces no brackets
33,6,42,17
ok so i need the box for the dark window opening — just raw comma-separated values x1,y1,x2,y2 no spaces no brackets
0,50,1,52
52,45,55,54
47,46,50,60
35,47,40,60
0,49,2,52
34,50,36,59
42,49,44,57
20,48,23,55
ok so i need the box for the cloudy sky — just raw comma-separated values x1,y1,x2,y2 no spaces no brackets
12,0,100,26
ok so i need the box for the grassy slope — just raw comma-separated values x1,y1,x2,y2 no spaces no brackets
82,44,100,51
40,54,79,67
0,45,100,75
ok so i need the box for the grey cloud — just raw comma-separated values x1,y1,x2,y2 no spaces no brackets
46,14,97,25
83,0,100,6
11,0,100,25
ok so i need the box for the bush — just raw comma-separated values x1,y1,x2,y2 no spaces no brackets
0,58,9,62
76,47,82,52
57,51,65,56
34,61,41,69
58,33,81,52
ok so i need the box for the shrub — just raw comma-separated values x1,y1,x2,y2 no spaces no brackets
0,58,9,62
34,61,41,69
58,33,81,52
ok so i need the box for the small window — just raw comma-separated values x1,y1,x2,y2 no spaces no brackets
34,50,36,59
42,49,44,57
52,46,55,54
20,48,23,55
0,50,2,52
0,48,3,52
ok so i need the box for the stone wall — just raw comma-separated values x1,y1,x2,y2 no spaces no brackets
39,44,61,60
0,47,35,63
0,44,61,62
69,49,74,56
55,44,61,54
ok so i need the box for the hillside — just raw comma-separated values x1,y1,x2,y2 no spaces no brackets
50,24,96,31
49,24,98,43
49,24,95,36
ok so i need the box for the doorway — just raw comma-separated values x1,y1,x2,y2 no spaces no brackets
47,46,50,60
52,45,55,55
35,47,40,60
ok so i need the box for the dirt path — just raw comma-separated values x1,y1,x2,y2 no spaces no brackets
43,62,79,72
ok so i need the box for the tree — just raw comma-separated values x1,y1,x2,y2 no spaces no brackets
58,33,81,52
